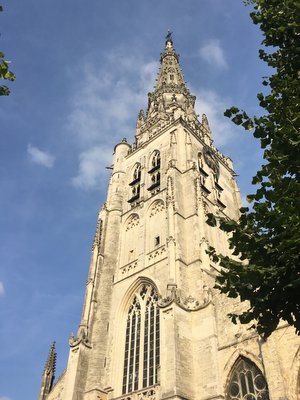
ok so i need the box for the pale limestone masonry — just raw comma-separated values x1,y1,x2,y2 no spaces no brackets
39,36,300,400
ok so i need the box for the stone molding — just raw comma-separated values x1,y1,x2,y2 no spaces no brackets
158,284,212,312
69,329,92,351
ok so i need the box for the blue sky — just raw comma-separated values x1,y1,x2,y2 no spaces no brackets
0,1,269,398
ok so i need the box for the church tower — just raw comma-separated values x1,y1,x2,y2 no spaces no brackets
40,35,300,400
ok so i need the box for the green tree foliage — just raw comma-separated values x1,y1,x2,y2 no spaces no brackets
207,0,300,338
0,5,15,95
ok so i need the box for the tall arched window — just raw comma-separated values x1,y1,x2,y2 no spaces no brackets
129,164,141,204
148,151,161,195
122,285,160,394
227,357,269,400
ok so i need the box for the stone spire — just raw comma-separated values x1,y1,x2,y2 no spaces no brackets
39,342,57,400
135,32,201,145
146,33,197,118
151,31,191,99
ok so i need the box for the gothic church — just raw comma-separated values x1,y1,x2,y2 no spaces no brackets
39,36,300,400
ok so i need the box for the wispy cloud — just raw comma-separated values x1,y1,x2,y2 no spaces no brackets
72,146,113,190
67,49,158,190
27,144,55,168
0,396,12,400
0,282,4,296
193,88,236,147
67,51,158,147
199,39,228,69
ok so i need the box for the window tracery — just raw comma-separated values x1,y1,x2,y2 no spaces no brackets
149,201,165,218
227,357,269,400
122,285,160,394
126,215,140,231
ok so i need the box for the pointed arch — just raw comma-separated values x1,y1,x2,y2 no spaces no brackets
146,198,165,216
120,279,161,394
225,355,269,400
124,213,140,231
132,163,142,181
149,150,160,170
146,200,166,256
120,213,140,266
224,349,265,380
119,277,160,315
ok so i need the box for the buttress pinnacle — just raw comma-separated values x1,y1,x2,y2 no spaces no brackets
44,341,57,374
39,341,57,400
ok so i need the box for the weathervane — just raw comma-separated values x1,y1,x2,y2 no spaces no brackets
166,29,173,41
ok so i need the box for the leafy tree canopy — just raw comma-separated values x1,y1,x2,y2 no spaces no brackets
207,0,300,338
0,5,15,95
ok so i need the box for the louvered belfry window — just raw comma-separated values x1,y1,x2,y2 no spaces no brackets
148,151,161,193
122,285,160,394
128,164,142,204
227,357,269,400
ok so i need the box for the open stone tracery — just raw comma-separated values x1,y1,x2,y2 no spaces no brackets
122,285,160,395
227,358,269,400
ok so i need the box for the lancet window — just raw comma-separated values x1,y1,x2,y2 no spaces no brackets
122,285,160,394
227,357,269,400
148,151,161,194
129,164,141,204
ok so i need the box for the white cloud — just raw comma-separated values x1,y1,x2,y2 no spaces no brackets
193,88,236,147
67,51,158,147
72,146,113,190
67,49,159,190
199,39,228,69
0,282,4,296
0,396,11,400
27,144,55,168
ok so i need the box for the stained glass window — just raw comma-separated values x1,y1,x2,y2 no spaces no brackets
227,357,269,400
122,285,160,394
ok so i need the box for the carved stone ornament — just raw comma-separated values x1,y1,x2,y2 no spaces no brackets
200,236,210,246
126,215,140,231
92,218,103,252
166,176,175,211
149,201,165,217
202,200,209,215
158,284,212,312
69,326,91,350
119,387,157,400
166,236,176,246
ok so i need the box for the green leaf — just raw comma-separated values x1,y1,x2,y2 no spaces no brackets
206,213,217,227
